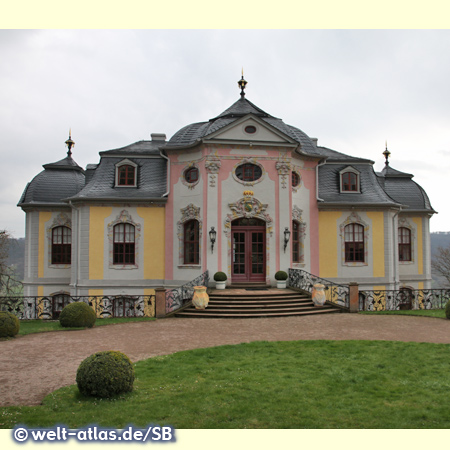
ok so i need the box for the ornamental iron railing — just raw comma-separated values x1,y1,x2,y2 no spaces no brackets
359,288,450,311
288,268,350,309
165,270,210,314
0,295,155,320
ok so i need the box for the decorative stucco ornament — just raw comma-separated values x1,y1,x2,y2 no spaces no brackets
312,283,326,307
276,158,291,189
192,286,209,309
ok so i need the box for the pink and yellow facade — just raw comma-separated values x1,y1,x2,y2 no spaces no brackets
19,83,435,301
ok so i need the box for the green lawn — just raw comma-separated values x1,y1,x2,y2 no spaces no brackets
16,317,155,336
360,309,447,319
2,340,450,429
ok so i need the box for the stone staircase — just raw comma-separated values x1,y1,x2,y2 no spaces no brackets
174,288,342,319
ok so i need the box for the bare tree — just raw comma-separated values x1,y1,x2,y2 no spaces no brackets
431,245,450,287
0,230,23,296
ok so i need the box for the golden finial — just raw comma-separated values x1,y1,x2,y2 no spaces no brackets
383,141,391,165
65,129,75,157
238,70,248,97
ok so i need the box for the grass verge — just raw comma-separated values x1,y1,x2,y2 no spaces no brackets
360,309,446,319
17,317,155,336
2,340,450,429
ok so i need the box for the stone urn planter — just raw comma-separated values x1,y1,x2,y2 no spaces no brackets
213,272,227,290
192,286,209,309
312,283,326,307
276,280,287,289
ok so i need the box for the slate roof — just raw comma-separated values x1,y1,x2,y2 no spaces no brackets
167,97,320,156
378,163,434,212
68,140,167,202
100,139,164,156
18,155,85,207
318,163,401,207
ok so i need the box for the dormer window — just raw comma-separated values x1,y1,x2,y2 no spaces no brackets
340,167,360,193
116,160,137,187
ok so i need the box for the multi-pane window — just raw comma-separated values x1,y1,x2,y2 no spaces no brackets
113,223,135,265
184,167,199,183
117,165,135,186
398,227,412,261
235,163,262,182
292,221,301,263
292,172,300,188
52,226,71,264
184,220,199,264
344,223,364,262
341,172,358,192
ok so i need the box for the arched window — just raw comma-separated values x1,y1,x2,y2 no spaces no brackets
51,226,71,264
184,220,199,264
113,223,135,265
117,164,135,186
344,223,364,262
341,172,358,192
292,172,300,188
292,220,301,263
398,227,412,261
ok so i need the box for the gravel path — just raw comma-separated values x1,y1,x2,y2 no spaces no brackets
1,314,449,407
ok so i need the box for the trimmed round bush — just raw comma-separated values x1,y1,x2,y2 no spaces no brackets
445,300,450,320
275,270,288,281
213,271,227,282
0,311,20,337
76,351,135,398
59,302,96,328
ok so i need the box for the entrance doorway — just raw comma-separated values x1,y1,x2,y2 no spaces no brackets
231,218,266,282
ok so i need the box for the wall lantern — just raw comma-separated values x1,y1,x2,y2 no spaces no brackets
209,227,217,253
283,227,291,253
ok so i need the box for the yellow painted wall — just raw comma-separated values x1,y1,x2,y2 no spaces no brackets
413,217,424,275
88,289,104,317
137,207,165,279
144,288,156,317
38,212,52,278
318,211,342,278
89,207,112,280
366,212,385,278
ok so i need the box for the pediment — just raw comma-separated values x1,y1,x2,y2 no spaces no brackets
204,115,296,145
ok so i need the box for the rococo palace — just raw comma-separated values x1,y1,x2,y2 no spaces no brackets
18,76,435,316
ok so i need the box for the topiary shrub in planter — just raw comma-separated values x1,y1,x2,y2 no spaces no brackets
275,271,288,289
213,271,227,290
213,271,227,282
0,311,20,337
59,302,96,328
76,351,135,398
445,300,450,320
275,271,288,281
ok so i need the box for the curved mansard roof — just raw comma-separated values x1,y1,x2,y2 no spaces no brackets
18,154,85,207
318,161,401,207
378,163,435,212
67,140,167,202
168,97,321,156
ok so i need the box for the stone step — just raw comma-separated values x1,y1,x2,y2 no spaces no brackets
209,293,309,300
175,308,341,319
207,299,314,307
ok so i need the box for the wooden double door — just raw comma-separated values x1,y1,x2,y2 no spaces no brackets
231,218,266,282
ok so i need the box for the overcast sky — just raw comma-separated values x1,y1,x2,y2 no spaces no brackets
1,29,450,238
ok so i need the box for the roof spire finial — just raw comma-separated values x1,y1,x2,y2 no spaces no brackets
65,129,75,157
237,69,247,97
383,141,391,166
